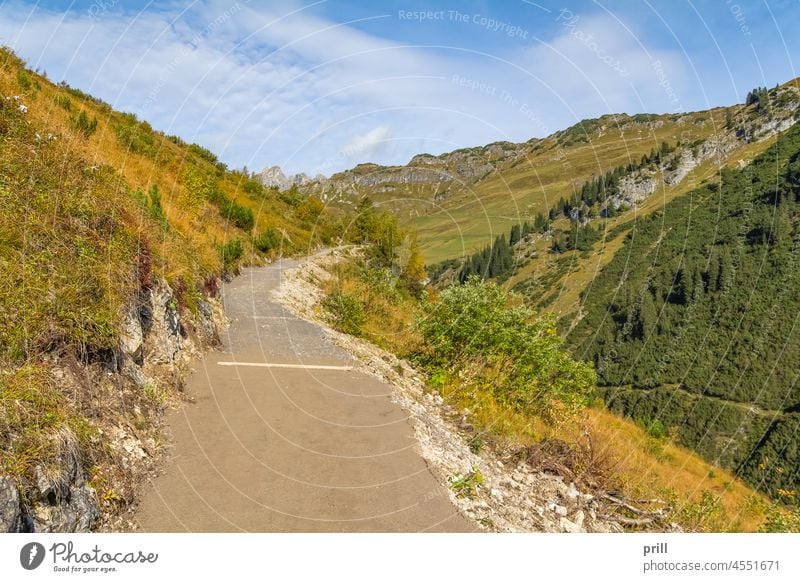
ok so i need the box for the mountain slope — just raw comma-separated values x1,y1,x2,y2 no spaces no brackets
567,122,800,501
0,47,336,531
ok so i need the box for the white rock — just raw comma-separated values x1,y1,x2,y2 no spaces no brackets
565,482,580,500
560,517,583,533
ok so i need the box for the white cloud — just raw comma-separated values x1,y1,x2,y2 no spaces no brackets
0,2,690,175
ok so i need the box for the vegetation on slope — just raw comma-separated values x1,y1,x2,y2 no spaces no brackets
0,47,338,517
319,236,783,531
568,123,800,503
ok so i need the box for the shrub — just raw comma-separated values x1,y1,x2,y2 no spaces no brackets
760,504,800,533
54,94,71,111
148,185,168,229
210,191,254,232
188,142,218,165
70,110,97,137
253,227,281,253
242,180,266,197
295,196,325,222
322,291,365,336
218,239,243,270
115,119,157,157
416,277,596,423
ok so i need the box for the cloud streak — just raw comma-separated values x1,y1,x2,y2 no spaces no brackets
0,1,693,175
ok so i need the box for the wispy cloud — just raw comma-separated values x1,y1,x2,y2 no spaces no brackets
0,1,692,175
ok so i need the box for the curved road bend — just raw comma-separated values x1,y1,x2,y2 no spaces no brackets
135,259,473,532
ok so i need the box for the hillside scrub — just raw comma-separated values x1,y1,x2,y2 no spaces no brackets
415,278,595,425
569,122,800,503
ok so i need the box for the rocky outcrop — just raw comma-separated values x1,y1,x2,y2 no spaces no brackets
256,165,320,191
29,431,99,533
0,476,23,532
1,276,226,533
1,431,100,533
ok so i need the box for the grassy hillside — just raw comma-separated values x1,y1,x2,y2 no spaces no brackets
568,122,800,503
0,47,336,518
317,251,778,531
411,110,730,263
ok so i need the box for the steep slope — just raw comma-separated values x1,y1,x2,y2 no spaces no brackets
311,81,798,268
0,47,336,531
567,122,800,501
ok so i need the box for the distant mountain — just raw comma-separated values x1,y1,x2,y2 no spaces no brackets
255,165,322,191
321,81,800,265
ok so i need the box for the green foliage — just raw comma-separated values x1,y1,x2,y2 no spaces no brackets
217,239,243,270
746,86,771,113
458,233,514,282
760,504,800,532
322,291,366,336
253,227,282,253
115,115,157,157
351,198,403,268
16,69,37,91
295,196,325,223
242,179,267,197
147,185,168,229
209,190,254,232
449,467,485,498
674,490,725,532
70,110,98,137
279,185,304,207
188,142,219,165
569,124,800,499
54,93,72,111
416,277,596,424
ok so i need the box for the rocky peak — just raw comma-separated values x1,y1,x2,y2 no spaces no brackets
256,165,320,191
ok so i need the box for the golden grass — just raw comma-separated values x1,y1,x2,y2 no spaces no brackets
322,256,772,532
412,109,731,264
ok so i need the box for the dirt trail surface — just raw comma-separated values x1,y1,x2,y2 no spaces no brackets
134,259,473,532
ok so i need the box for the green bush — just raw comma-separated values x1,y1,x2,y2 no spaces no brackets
760,505,800,533
322,291,365,336
253,227,281,253
54,94,71,111
209,190,254,232
115,118,157,157
148,185,168,229
416,277,596,423
218,239,243,270
70,110,97,137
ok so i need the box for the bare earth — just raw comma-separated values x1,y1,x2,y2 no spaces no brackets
134,258,473,532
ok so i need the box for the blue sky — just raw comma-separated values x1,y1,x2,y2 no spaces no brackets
1,0,798,175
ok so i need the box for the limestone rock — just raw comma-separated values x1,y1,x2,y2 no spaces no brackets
0,476,23,532
120,308,144,365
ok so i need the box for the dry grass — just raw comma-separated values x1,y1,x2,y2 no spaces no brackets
0,47,337,511
321,256,772,531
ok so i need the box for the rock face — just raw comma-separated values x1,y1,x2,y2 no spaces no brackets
1,432,101,533
613,173,658,207
256,165,317,191
0,476,23,532
147,280,185,366
30,438,100,533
